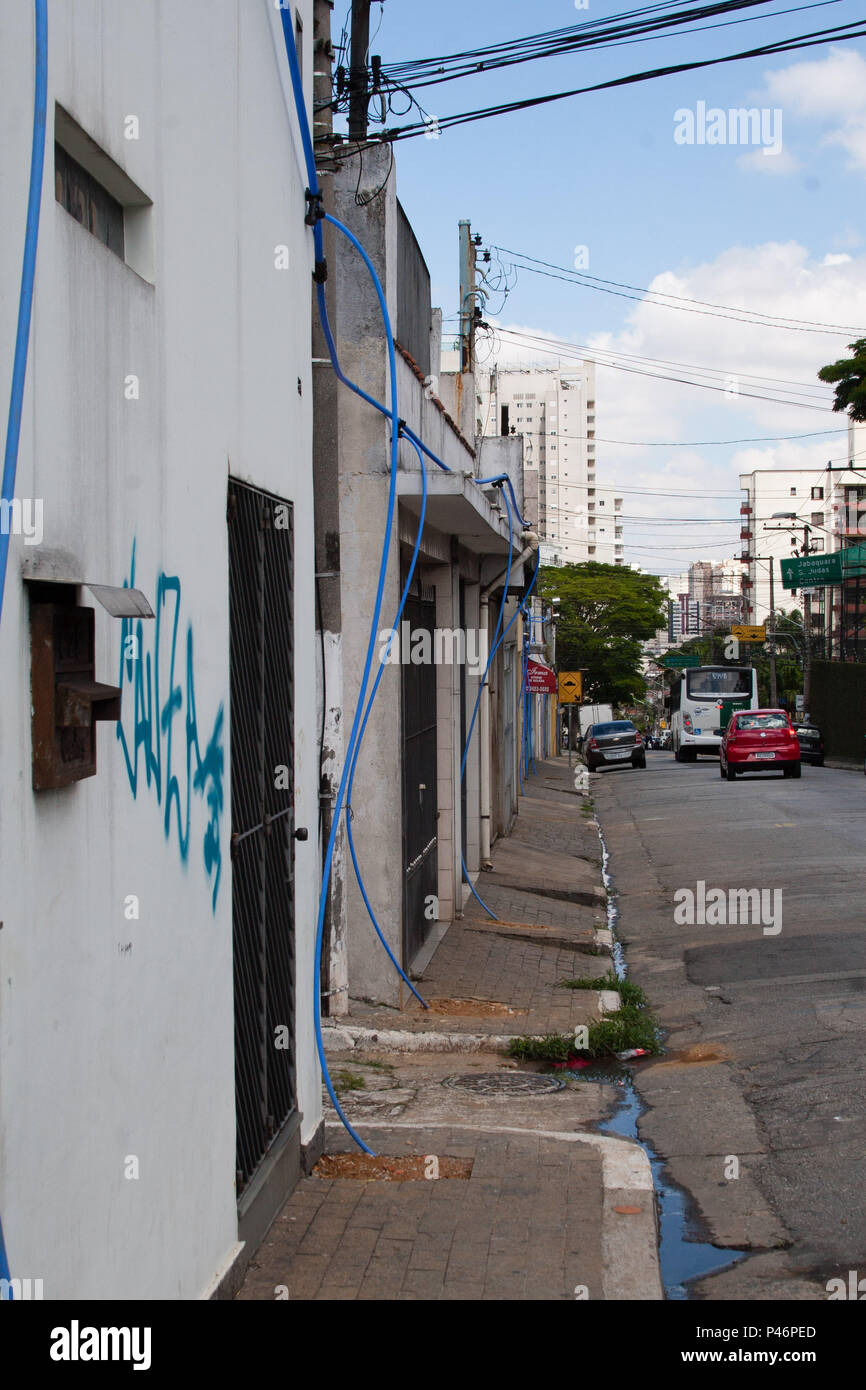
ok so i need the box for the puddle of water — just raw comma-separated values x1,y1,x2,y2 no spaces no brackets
591,821,747,1300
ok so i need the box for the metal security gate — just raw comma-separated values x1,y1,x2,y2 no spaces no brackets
401,580,438,964
228,480,297,1197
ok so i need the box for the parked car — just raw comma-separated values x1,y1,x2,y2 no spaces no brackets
582,720,645,771
791,723,824,766
719,708,801,781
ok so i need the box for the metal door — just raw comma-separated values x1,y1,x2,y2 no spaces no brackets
401,582,438,964
228,480,296,1196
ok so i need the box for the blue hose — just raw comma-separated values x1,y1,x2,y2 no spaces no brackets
345,435,429,1008
276,10,528,1146
0,0,47,1301
0,0,47,626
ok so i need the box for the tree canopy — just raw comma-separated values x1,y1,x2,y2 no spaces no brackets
541,562,666,704
818,338,866,423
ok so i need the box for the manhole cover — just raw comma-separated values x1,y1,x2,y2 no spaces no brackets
442,1072,565,1095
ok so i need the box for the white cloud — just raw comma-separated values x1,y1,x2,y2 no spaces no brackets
738,146,800,176
484,241,866,570
753,48,866,173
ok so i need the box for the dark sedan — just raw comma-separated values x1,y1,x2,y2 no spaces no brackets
792,723,824,765
582,720,645,772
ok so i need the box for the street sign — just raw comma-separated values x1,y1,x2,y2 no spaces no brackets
780,551,842,589
661,653,700,667
731,624,765,641
526,658,557,694
558,671,582,703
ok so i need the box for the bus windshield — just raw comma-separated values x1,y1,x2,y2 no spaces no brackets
686,667,752,699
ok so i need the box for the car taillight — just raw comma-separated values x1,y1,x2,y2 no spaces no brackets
634,733,643,745
683,715,693,731
588,738,598,750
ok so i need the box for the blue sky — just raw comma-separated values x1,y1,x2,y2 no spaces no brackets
335,1,866,574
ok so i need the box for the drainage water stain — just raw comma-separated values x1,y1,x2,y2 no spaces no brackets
593,824,747,1300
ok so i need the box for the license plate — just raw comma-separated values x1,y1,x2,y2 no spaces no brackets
753,752,776,760
605,749,632,760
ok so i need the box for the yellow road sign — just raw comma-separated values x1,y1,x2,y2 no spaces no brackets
731,624,766,641
558,671,582,703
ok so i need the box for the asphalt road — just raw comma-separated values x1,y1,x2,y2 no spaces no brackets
595,749,866,1300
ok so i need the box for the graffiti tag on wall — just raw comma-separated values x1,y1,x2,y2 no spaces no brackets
116,541,225,911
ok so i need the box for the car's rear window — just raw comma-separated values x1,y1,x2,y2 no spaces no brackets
594,721,635,736
735,714,789,730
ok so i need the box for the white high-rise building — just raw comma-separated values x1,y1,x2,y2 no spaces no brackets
739,466,835,630
478,364,624,566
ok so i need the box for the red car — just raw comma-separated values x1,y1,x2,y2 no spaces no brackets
719,708,801,781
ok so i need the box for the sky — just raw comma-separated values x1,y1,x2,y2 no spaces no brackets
332,0,866,577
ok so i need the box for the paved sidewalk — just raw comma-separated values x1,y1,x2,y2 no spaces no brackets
236,756,662,1301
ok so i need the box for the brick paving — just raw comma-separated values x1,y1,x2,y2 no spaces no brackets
235,757,659,1303
236,1126,605,1301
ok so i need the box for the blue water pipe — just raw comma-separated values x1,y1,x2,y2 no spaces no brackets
0,0,48,1300
345,434,429,1009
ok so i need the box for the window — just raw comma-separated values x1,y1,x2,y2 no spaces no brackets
790,487,797,496
811,513,824,527
812,538,825,552
54,106,153,280
55,144,124,258
811,486,824,500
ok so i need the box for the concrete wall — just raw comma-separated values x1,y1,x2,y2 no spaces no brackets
0,0,318,1299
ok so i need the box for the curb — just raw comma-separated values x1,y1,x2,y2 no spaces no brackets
326,1119,663,1301
322,994,623,1053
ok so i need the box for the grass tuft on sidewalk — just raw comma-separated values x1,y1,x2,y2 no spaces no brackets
507,1002,662,1062
559,970,647,1009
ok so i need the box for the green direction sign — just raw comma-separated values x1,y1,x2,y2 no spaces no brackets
780,543,866,590
779,551,842,589
662,653,700,667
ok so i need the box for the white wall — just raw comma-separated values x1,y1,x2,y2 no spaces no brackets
0,0,317,1299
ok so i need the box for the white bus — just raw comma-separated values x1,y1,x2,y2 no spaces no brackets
669,665,759,761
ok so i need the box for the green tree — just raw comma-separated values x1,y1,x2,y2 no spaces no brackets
542,562,666,704
818,338,866,422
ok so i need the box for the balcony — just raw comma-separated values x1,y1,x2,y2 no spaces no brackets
740,504,752,515
740,530,752,541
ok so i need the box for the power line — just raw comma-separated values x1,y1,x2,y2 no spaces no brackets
380,0,821,88
493,330,834,409
353,19,866,144
495,254,866,337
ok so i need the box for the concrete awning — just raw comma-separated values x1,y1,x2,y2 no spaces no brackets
397,469,520,556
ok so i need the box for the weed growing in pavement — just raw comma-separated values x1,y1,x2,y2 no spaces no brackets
559,970,648,1009
332,1070,366,1092
507,1003,662,1062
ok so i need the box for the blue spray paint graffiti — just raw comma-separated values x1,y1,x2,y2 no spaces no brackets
116,541,225,911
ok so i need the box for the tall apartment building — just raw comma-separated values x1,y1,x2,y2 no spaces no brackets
739,465,834,641
478,364,624,566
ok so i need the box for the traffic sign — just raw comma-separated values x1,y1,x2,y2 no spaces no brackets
780,551,842,589
661,653,700,667
558,671,583,703
731,624,766,641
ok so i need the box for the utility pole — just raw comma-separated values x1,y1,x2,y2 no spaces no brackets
458,220,478,374
768,556,778,708
348,0,371,142
801,523,812,715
